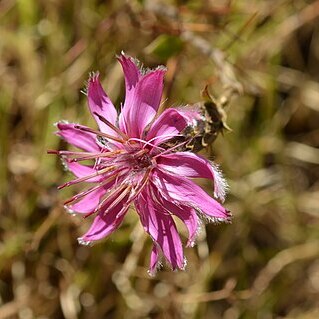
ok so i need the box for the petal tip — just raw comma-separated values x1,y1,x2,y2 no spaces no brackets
64,205,77,216
186,240,196,248
88,71,100,82
54,120,70,130
148,260,163,277
116,51,135,65
155,65,167,73
147,269,157,278
116,50,128,60
77,237,94,246
85,71,101,95
181,257,187,271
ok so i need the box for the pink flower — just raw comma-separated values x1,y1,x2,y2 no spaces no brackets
50,53,230,275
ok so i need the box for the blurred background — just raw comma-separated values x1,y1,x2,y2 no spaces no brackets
1,0,319,318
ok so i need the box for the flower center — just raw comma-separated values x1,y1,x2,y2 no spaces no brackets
131,151,153,170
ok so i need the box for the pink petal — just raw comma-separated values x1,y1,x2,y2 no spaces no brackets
117,53,141,134
158,152,227,201
67,187,106,214
78,200,128,242
146,108,187,146
117,53,140,91
87,73,118,135
135,187,184,270
119,57,166,137
56,122,99,152
153,185,199,247
149,245,161,276
152,169,231,222
64,162,101,182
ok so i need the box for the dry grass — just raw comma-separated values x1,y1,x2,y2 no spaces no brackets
1,0,319,318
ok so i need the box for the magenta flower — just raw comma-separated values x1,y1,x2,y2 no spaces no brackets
50,53,230,275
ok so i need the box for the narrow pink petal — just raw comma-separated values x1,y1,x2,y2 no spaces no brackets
87,73,118,135
149,245,161,276
64,162,101,182
56,122,99,152
158,152,227,201
117,53,140,91
146,109,187,146
117,53,141,133
78,200,128,242
120,66,166,137
67,187,106,214
152,169,231,222
153,185,198,247
135,188,184,270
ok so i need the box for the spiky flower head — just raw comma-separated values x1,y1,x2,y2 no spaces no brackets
49,53,230,275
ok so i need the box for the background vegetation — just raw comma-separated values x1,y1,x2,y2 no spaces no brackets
1,0,319,318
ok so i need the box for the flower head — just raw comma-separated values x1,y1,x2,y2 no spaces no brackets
50,53,230,275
